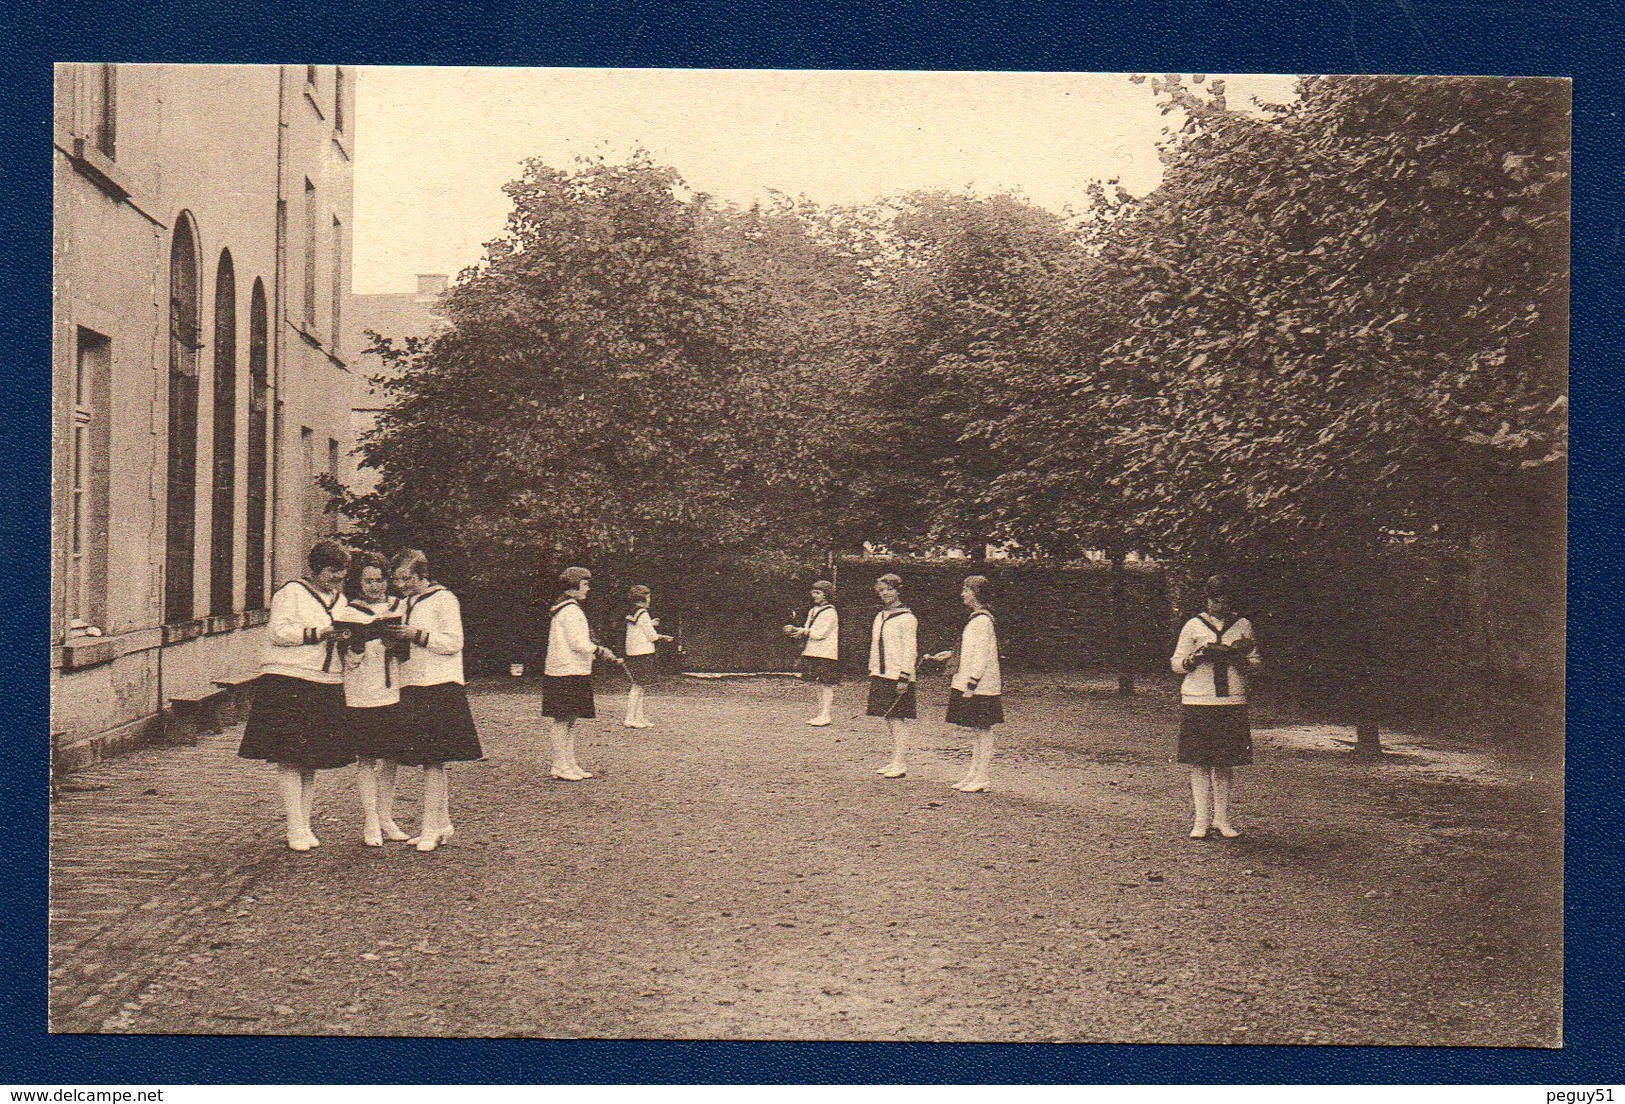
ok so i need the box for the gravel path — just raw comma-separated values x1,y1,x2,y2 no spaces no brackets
50,674,1562,1044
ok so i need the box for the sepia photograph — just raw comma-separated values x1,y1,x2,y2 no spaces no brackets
49,64,1567,1045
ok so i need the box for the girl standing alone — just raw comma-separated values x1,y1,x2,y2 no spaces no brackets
238,539,354,851
1171,574,1262,839
391,550,483,852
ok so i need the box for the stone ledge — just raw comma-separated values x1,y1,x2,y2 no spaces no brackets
51,715,161,775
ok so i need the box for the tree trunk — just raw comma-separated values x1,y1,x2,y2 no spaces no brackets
1110,549,1135,695
1353,720,1384,759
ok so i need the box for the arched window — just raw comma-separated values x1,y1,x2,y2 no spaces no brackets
164,213,201,624
245,279,270,610
209,250,237,617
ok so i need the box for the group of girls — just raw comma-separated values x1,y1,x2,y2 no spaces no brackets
783,569,1261,827
783,572,1005,793
237,540,481,852
240,545,1260,847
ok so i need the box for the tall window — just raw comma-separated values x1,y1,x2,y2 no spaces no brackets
300,426,316,547
209,250,237,617
245,280,269,609
68,329,112,632
326,438,340,536
84,63,116,158
165,214,202,624
303,178,317,327
334,67,345,133
330,215,343,350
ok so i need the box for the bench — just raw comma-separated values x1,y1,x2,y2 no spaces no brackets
210,673,260,727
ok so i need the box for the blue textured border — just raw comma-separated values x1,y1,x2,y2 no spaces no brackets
5,0,1620,1085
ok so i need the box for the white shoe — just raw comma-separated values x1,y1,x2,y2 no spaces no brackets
806,717,832,727
1214,822,1241,839
876,765,906,779
287,832,312,852
624,720,653,729
363,825,384,847
381,821,411,842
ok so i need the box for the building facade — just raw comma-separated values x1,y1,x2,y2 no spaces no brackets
347,273,449,493
52,64,360,769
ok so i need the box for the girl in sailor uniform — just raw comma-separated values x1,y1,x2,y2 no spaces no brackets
928,574,1004,792
1170,574,1262,839
543,566,620,780
238,539,353,851
783,579,840,727
336,551,412,847
390,549,483,852
622,584,673,729
867,572,918,778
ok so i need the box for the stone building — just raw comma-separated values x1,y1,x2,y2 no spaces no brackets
347,273,450,493
52,64,360,770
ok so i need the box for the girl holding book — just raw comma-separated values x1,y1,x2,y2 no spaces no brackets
622,584,673,729
1171,574,1262,839
390,549,483,852
783,579,840,727
928,574,1004,792
543,566,620,780
867,573,918,778
336,551,411,847
238,539,353,851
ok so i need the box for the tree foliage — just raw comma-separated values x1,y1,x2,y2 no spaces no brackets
347,76,1568,599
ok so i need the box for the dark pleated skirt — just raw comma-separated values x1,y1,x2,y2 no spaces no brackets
348,702,408,760
1177,704,1253,767
946,689,1004,728
865,676,917,720
238,675,352,770
542,674,596,719
394,683,483,765
624,653,661,686
801,656,842,686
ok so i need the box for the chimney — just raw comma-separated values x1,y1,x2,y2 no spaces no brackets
415,273,449,299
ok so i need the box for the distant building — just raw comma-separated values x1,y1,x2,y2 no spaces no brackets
346,273,450,492
52,64,361,769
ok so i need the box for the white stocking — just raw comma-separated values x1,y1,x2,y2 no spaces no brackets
357,759,381,839
1189,767,1213,835
299,770,318,840
277,766,306,844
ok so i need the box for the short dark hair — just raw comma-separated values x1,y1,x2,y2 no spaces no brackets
392,548,431,581
811,579,836,603
347,551,391,598
628,584,652,603
1204,573,1233,599
876,573,903,590
308,539,351,574
560,566,592,591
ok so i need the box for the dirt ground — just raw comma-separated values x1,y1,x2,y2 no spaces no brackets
49,673,1562,1044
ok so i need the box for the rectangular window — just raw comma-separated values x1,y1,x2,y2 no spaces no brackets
325,438,340,536
301,426,317,547
86,63,116,159
68,329,112,632
303,179,317,327
331,215,343,351
334,67,345,133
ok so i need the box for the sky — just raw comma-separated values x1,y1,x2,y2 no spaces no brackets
352,68,1299,295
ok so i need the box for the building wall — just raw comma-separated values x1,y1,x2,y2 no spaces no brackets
345,274,449,494
51,64,361,770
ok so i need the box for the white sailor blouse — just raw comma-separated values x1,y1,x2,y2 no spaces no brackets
262,579,348,684
1171,613,1262,705
399,587,466,687
545,597,598,676
624,608,661,657
800,603,839,660
868,606,918,681
335,596,406,708
950,610,1002,697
